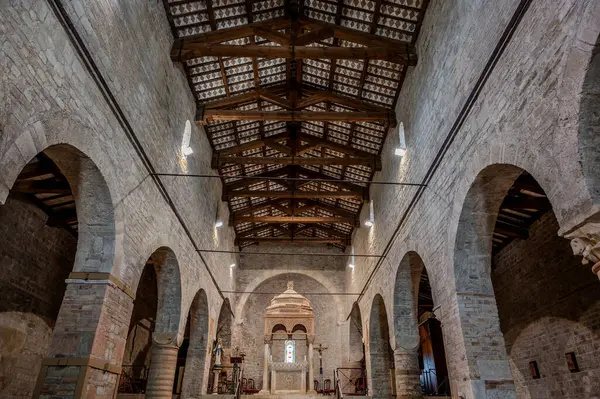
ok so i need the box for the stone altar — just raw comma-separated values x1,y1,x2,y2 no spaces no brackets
270,361,307,394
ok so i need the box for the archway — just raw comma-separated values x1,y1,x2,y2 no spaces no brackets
0,144,114,398
368,294,393,399
118,247,183,397
393,251,450,397
232,273,342,393
180,289,210,398
454,164,600,398
209,299,233,394
346,302,366,395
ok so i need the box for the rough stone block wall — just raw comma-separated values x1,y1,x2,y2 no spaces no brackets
492,211,600,398
0,194,76,398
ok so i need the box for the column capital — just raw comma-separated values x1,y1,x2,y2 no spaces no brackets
307,335,315,344
564,221,600,278
264,334,272,344
152,332,181,348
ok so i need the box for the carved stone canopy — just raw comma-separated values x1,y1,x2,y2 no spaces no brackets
264,281,315,337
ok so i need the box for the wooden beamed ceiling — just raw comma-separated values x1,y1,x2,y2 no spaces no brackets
163,0,430,249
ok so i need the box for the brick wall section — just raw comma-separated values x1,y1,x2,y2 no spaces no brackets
492,211,600,398
0,195,76,398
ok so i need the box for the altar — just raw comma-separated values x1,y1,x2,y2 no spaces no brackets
259,281,316,395
270,361,307,393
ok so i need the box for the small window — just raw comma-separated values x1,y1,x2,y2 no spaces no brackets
285,340,295,363
395,122,406,157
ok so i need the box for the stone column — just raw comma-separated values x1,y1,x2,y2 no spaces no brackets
308,335,316,394
564,221,600,279
145,334,180,399
259,336,271,394
394,350,422,399
33,278,133,399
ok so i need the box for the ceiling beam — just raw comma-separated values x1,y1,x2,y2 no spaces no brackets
294,27,335,45
200,110,393,124
254,27,291,45
297,133,381,160
213,154,381,169
176,44,414,62
171,17,289,51
235,236,350,245
224,190,367,199
298,17,416,61
11,179,71,195
296,90,390,112
216,133,291,157
233,216,354,223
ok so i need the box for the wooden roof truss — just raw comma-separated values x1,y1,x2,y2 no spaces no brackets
163,0,430,249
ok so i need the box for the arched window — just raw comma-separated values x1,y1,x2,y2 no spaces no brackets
181,120,193,158
284,340,295,363
394,122,406,157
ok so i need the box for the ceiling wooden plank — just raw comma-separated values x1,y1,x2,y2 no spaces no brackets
201,110,393,124
234,216,354,223
294,27,335,45
235,236,349,245
213,154,381,168
176,44,415,62
225,190,366,199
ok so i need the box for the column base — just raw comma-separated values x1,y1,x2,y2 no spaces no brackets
258,390,270,395
307,389,317,394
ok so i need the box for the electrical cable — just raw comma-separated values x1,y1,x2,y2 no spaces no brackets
348,0,534,318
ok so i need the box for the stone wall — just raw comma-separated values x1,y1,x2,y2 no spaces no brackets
492,211,600,398
341,0,600,397
0,194,77,398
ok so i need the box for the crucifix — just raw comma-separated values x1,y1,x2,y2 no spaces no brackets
314,343,329,390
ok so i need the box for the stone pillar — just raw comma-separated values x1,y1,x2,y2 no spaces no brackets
259,336,271,394
212,369,220,394
308,336,316,393
33,278,133,399
145,334,180,399
394,350,422,399
564,221,600,279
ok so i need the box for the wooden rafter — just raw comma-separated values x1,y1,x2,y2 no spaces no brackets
163,0,429,248
224,190,367,200
212,155,381,169
200,110,395,125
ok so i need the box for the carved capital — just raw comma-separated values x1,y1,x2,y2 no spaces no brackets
565,222,600,278
307,334,315,344
152,332,180,348
264,335,272,345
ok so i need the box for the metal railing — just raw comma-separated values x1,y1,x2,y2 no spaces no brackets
234,365,244,399
335,367,367,396
334,369,344,399
420,369,451,396
118,365,149,393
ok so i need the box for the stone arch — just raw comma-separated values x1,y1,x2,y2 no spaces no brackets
181,289,210,398
0,143,117,398
450,163,574,398
368,294,393,399
233,269,342,321
348,302,364,364
216,299,233,348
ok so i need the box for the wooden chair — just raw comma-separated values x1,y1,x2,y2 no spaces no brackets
324,379,334,395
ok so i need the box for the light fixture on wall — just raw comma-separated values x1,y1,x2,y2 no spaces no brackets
181,120,194,159
230,263,236,268
394,122,407,157
364,200,375,227
348,246,355,269
215,205,223,228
